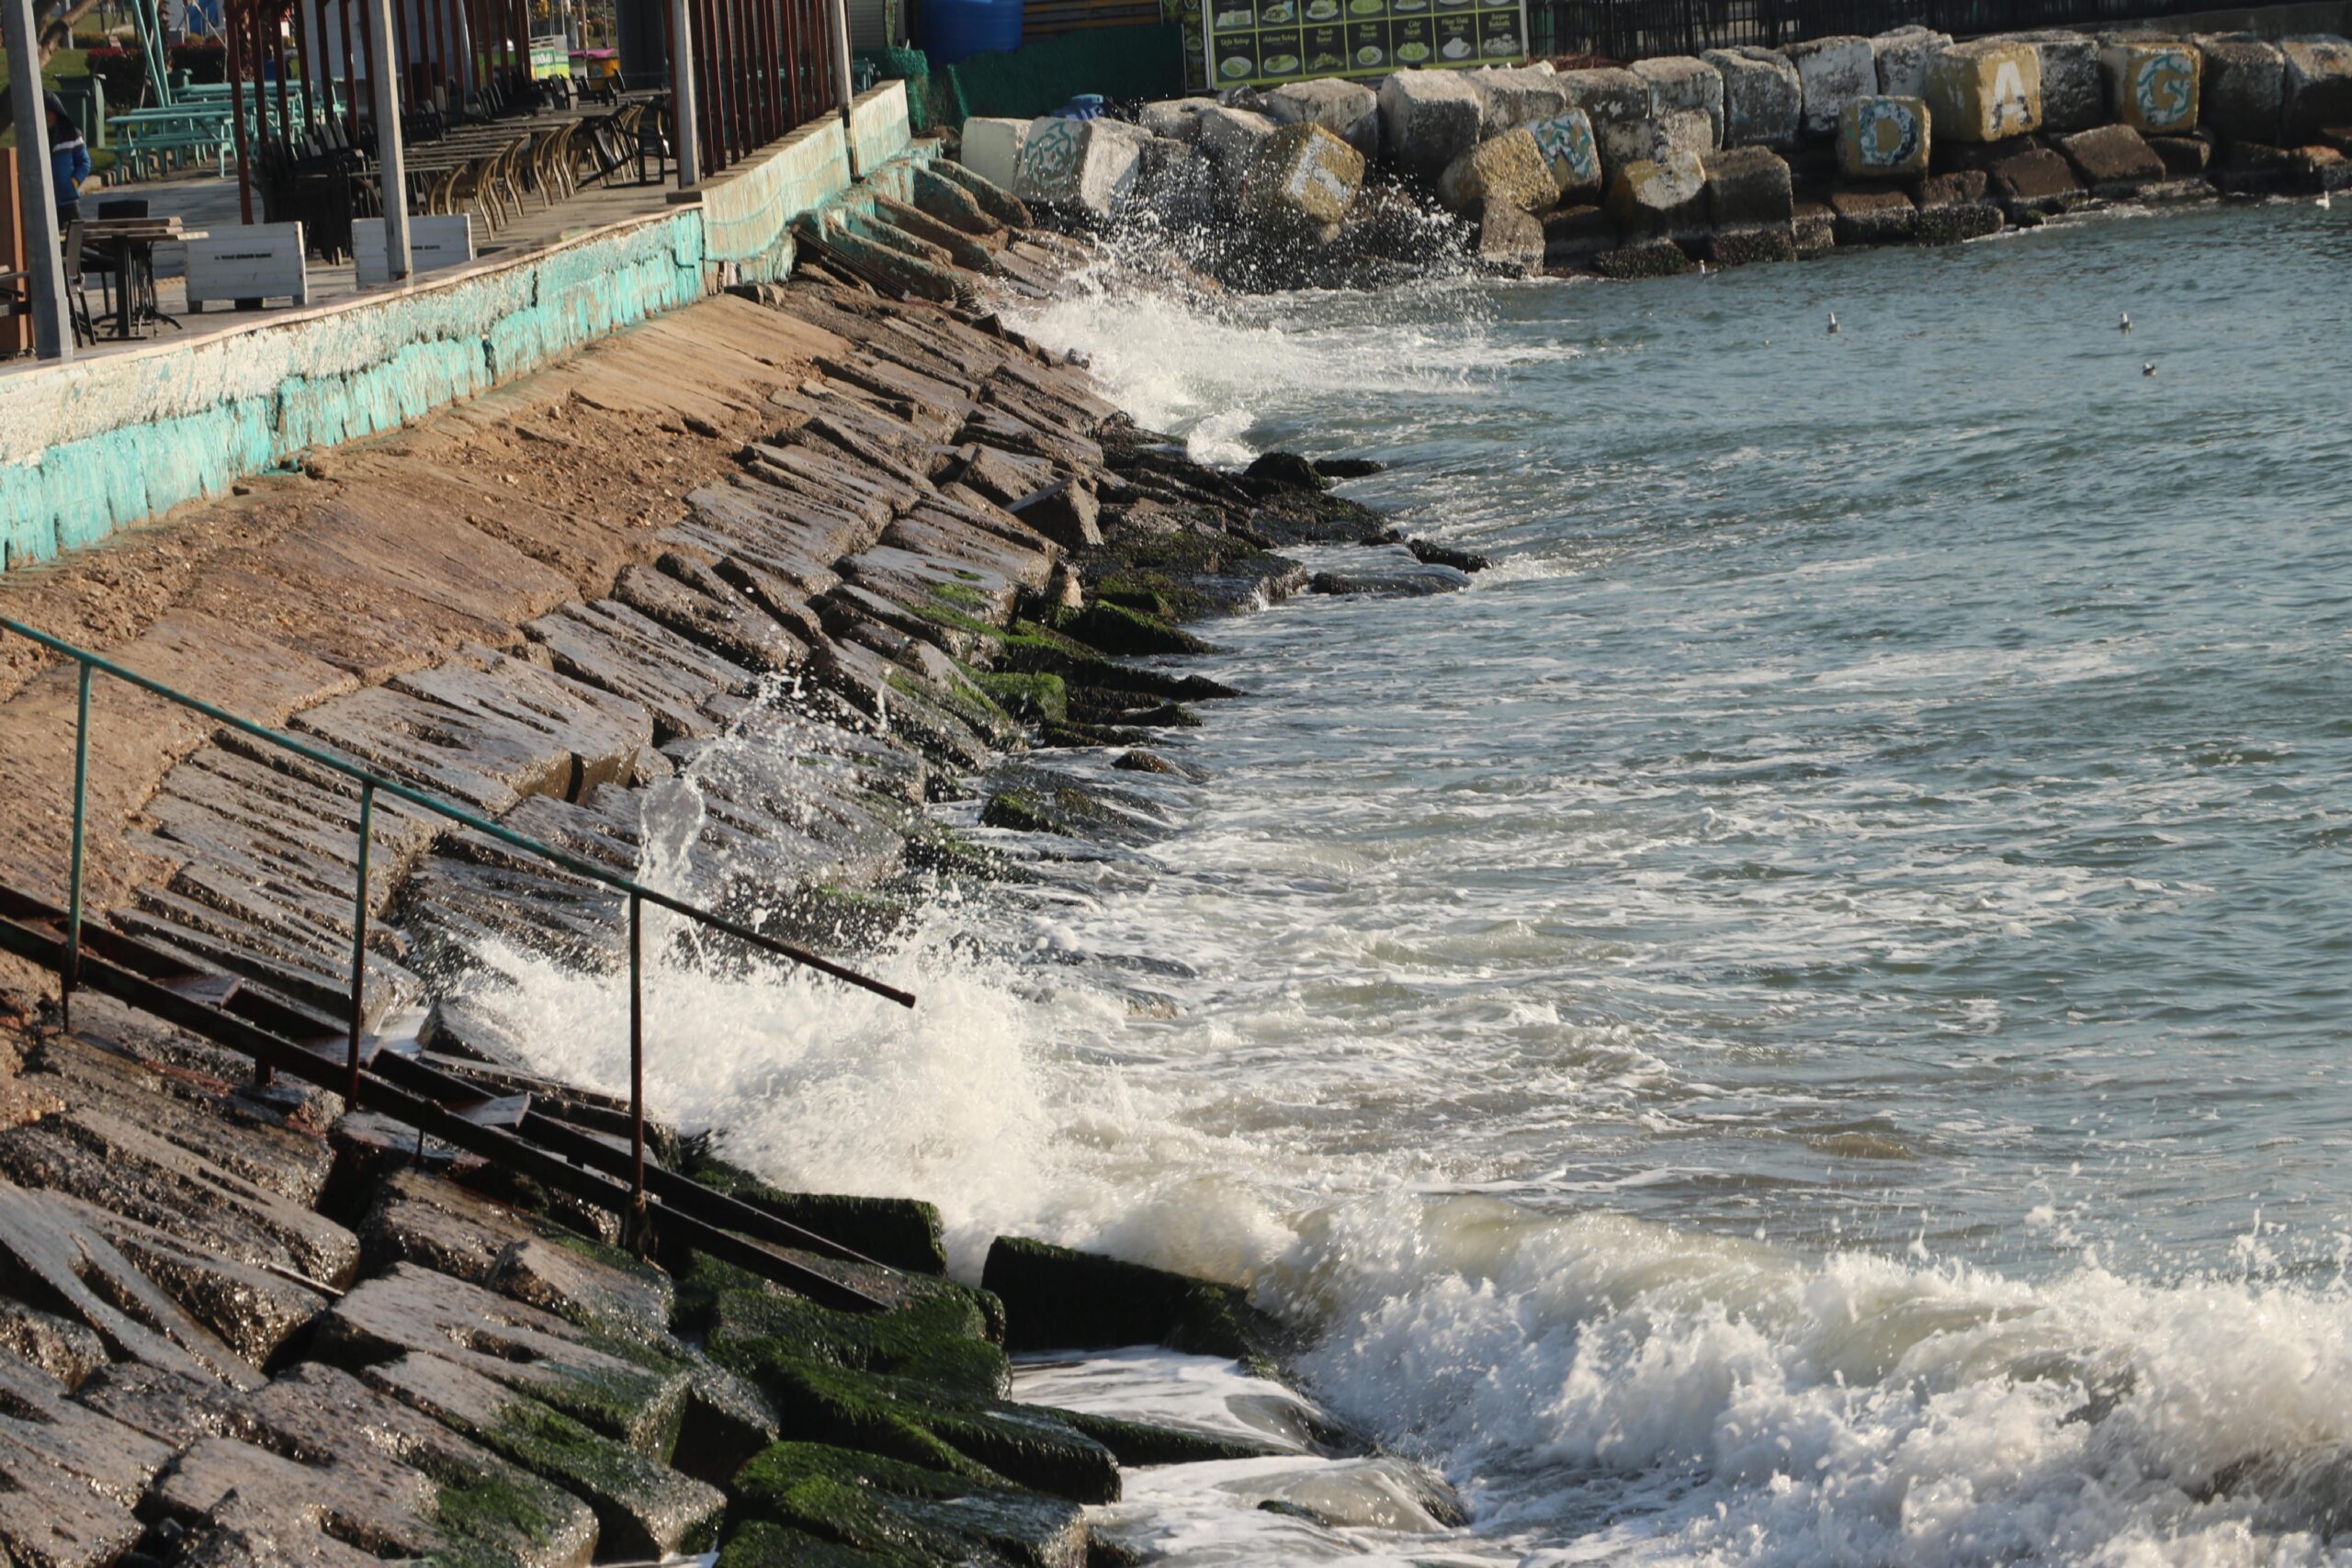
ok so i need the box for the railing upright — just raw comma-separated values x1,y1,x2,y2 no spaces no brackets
63,664,91,1032
348,780,376,1107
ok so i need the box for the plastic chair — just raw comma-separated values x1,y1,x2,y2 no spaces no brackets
634,102,670,186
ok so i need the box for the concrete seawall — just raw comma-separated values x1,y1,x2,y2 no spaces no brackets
0,85,925,578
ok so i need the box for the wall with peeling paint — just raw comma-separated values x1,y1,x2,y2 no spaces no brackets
0,83,918,572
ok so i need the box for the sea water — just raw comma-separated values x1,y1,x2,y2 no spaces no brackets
489,199,2352,1564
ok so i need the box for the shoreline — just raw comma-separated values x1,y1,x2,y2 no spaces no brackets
0,187,1493,1562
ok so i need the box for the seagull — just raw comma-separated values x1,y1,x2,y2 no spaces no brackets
2119,311,2132,333
1827,311,1840,334
2143,361,2157,377
2322,190,2334,209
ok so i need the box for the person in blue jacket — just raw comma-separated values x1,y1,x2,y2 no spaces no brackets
45,92,90,225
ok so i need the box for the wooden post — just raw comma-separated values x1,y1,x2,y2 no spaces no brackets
668,0,697,184
228,0,255,223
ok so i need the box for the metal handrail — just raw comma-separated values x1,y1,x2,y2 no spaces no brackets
0,617,914,1220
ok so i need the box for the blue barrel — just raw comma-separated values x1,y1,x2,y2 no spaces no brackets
922,0,1023,66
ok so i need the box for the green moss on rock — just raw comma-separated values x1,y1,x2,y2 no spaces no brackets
974,671,1069,725
718,1519,903,1566
1054,603,1211,657
684,1157,950,1277
709,1284,1009,1400
730,1441,1091,1566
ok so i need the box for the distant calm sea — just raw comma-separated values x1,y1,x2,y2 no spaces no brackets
519,199,2352,1564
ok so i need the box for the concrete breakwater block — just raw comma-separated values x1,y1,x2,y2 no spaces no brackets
730,1442,1092,1565
1430,126,1561,215
1380,69,1487,186
1840,95,1931,177
1788,36,1879,139
1245,121,1367,225
1874,25,1952,97
983,1235,1284,1364
1015,116,1147,219
1991,143,2086,215
1704,145,1796,229
1705,46,1804,149
1829,185,1917,243
1196,103,1278,181
1542,203,1616,264
2061,122,2167,195
960,116,1031,191
2196,37,2284,144
1701,224,1798,265
1793,197,1837,253
1634,55,1726,142
2149,133,2213,176
1607,150,1710,239
1480,65,1573,132
1530,108,1604,201
1555,65,1654,131
2010,31,2104,130
1140,97,1209,141
1915,169,2006,243
1476,199,1546,275
1262,77,1382,159
2281,37,2352,144
1599,110,1716,182
1928,40,2044,142
2102,40,2201,135
1593,236,1692,276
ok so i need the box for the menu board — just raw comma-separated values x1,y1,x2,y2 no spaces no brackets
1199,0,1529,91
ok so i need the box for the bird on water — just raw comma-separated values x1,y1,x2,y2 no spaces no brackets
1827,311,1840,334
2322,190,2335,209
2120,312,2132,333
2143,362,2157,377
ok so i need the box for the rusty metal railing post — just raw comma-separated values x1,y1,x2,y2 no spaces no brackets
346,781,376,1107
628,889,647,1246
62,663,91,1032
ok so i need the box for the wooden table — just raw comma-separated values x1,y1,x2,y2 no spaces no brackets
79,218,206,341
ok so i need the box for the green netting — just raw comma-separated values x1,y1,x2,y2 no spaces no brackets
862,46,938,131
935,24,1185,121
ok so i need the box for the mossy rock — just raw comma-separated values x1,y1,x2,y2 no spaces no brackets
974,671,1069,726
687,1156,949,1276
770,883,920,953
981,1237,1289,1374
730,1442,1090,1567
718,1519,904,1566
710,1285,1010,1401
1053,603,1210,657
762,1361,1121,1504
1040,1404,1292,1466
428,1465,586,1568
978,768,1170,846
901,818,1035,884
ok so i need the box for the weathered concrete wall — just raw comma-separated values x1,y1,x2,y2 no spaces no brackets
0,83,918,574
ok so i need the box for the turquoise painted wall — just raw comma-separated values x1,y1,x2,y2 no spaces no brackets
0,85,919,573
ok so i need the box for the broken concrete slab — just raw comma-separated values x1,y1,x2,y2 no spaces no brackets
1473,197,1545,276
1990,142,2086,214
76,1199,328,1364
1013,116,1146,220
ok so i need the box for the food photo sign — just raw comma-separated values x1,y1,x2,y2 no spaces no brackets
1198,0,1530,89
